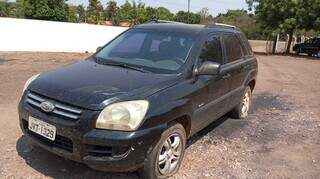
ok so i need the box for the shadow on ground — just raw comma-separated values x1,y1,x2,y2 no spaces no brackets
15,92,286,178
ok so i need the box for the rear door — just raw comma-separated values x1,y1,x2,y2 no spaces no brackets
221,33,247,109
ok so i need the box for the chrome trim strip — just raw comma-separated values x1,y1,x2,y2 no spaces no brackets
55,104,82,114
52,109,79,119
28,93,45,102
27,92,81,120
26,98,41,107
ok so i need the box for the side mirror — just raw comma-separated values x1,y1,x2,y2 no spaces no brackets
96,46,103,52
195,61,220,76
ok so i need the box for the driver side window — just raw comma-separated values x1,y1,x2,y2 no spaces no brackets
199,35,222,64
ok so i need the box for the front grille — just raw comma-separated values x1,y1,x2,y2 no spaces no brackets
23,120,73,152
26,91,83,121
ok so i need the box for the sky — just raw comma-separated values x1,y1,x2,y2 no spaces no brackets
68,0,249,16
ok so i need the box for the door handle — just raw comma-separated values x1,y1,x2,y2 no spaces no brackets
222,73,231,79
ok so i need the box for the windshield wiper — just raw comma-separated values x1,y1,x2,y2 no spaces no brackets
100,61,150,73
94,56,150,73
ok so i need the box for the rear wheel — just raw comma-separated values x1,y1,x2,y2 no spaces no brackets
139,123,186,179
229,86,252,119
296,47,301,55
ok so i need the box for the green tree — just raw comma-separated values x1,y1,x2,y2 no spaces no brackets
175,11,201,24
23,0,68,21
146,6,157,21
297,0,320,32
157,7,174,21
86,0,103,24
128,1,147,25
214,9,267,40
105,0,118,21
68,5,79,23
118,0,132,21
0,0,24,18
198,7,210,24
77,5,86,23
246,0,320,53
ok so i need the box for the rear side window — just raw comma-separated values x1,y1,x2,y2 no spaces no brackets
223,33,244,62
199,35,222,64
239,33,253,56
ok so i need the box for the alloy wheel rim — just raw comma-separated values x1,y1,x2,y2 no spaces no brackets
157,133,182,175
241,91,250,116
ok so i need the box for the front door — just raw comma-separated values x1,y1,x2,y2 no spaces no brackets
191,34,231,132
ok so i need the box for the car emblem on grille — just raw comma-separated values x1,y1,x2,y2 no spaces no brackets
40,101,55,113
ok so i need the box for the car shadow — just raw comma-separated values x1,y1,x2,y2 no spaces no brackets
16,135,140,178
16,93,280,178
16,116,241,178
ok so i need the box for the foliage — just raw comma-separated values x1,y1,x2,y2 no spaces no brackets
213,9,268,40
86,0,103,24
198,8,212,24
175,11,201,24
105,0,117,21
68,5,79,23
77,5,86,23
247,0,320,53
0,0,24,18
157,7,174,21
22,0,69,21
2,0,319,42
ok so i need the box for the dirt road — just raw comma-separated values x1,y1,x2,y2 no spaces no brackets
0,52,319,178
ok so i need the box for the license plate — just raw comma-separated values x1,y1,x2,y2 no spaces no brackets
28,116,56,141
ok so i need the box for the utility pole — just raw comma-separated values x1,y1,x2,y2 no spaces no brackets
187,0,190,23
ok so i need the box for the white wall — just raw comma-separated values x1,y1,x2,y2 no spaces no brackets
0,17,128,53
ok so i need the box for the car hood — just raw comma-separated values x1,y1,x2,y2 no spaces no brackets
29,59,180,110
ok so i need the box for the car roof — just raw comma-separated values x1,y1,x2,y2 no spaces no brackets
133,22,241,37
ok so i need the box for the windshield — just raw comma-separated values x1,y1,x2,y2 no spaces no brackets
95,29,194,74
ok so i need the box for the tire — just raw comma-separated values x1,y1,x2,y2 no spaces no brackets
139,123,186,179
229,86,252,119
296,47,301,55
317,50,320,58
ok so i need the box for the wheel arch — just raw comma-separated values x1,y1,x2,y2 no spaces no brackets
169,115,192,138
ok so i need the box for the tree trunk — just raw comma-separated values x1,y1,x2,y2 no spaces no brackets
272,34,278,54
286,29,294,54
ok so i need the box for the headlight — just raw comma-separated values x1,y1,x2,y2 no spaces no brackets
23,74,40,93
96,100,149,131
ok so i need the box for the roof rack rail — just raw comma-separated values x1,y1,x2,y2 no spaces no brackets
146,19,184,24
206,23,239,30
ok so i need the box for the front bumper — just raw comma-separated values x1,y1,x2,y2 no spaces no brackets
18,98,165,172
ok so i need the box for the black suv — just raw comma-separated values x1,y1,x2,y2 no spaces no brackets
18,22,257,178
293,37,320,57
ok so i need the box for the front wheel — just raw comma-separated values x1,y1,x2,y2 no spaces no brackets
229,86,252,119
139,123,186,179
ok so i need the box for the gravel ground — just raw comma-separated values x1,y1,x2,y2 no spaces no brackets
0,52,319,179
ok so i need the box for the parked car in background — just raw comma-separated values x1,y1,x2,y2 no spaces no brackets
18,21,257,179
293,37,320,57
